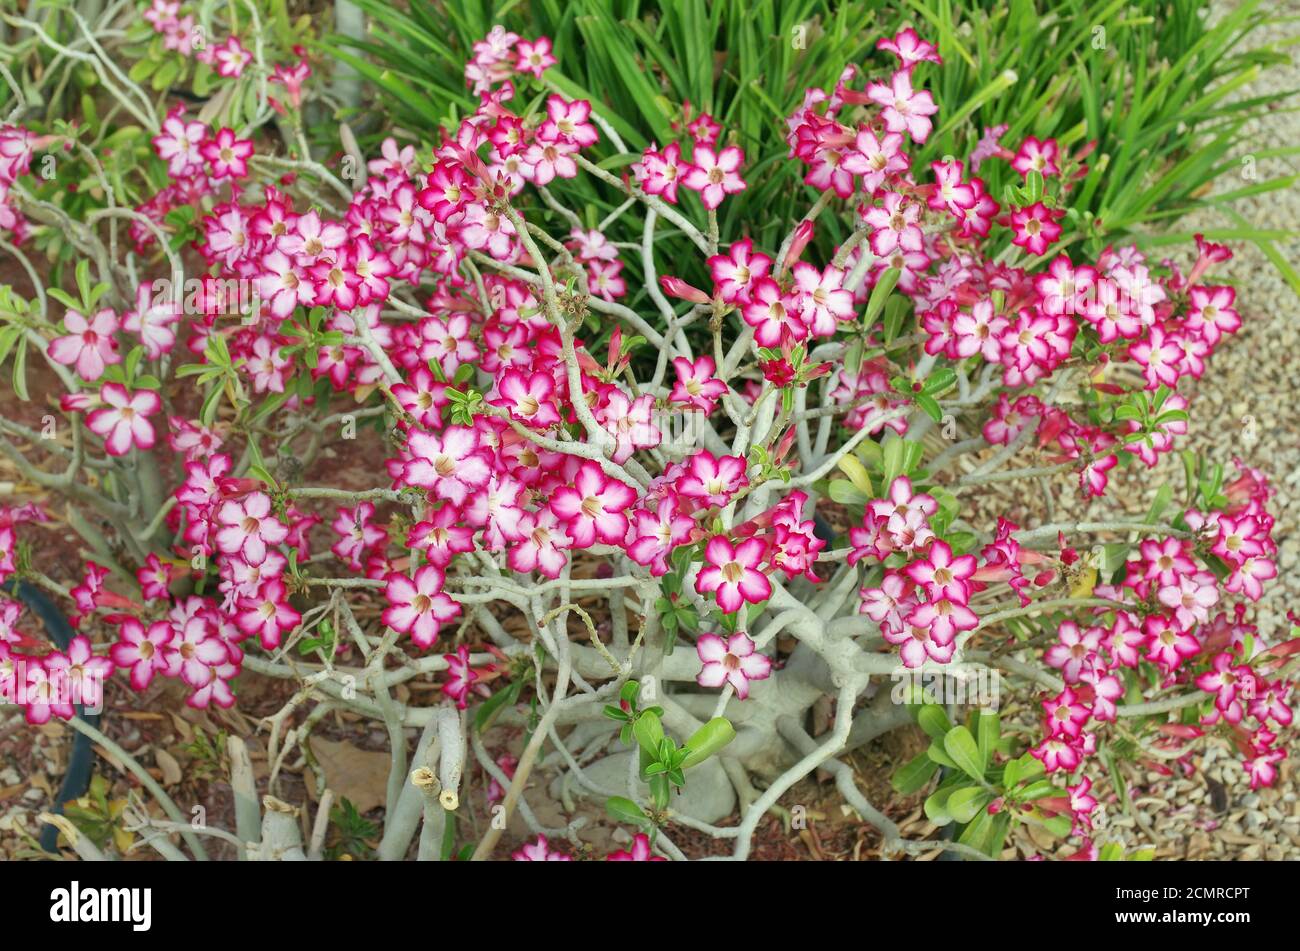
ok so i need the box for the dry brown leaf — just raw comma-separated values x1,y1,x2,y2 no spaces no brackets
308,738,391,813
155,748,183,787
168,712,194,742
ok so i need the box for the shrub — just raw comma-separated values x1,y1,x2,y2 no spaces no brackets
0,1,1295,862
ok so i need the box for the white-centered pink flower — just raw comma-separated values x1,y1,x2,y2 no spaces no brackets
48,308,120,381
85,384,161,456
382,566,462,649
695,632,772,700
680,145,746,210
214,491,289,565
695,536,771,614
549,461,637,548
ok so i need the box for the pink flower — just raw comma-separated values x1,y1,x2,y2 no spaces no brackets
626,499,695,576
408,505,476,569
1196,653,1255,723
403,425,491,506
0,527,14,587
635,142,689,204
905,595,977,644
19,661,75,725
587,259,627,301
1031,737,1082,773
1011,137,1060,177
695,631,772,699
680,145,746,210
163,616,230,686
137,552,172,601
1224,556,1276,602
1143,614,1200,671
1008,202,1062,255
442,644,481,709
491,369,561,428
200,127,254,179
515,37,557,78
1157,571,1219,630
507,508,571,579
541,96,598,148
44,635,113,709
152,109,206,176
235,579,301,649
790,263,854,337
708,238,771,304
1243,749,1285,790
877,28,941,67
122,285,180,358
884,615,957,668
902,540,976,603
520,137,578,185
214,491,289,565
513,834,570,861
1043,621,1103,684
213,37,251,78
678,450,749,507
48,308,120,381
669,355,728,415
842,128,909,194
85,384,161,456
865,70,938,143
687,112,721,147
550,461,637,548
1186,285,1240,345
271,59,311,110
1128,327,1183,390
1068,776,1098,820
607,832,666,861
382,566,462,649
695,536,771,614
330,502,388,570
110,619,175,690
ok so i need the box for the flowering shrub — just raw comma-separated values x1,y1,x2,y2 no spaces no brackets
0,4,1295,862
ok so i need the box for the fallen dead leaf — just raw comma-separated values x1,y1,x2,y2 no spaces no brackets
155,748,183,787
308,738,391,813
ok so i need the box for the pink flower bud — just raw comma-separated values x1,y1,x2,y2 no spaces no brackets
659,275,710,304
783,219,815,270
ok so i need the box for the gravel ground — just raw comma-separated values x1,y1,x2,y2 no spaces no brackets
1002,3,1300,859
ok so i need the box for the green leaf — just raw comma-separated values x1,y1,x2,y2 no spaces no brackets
827,478,870,507
923,786,955,826
915,392,943,423
916,703,953,741
864,267,900,328
632,710,665,759
681,717,735,769
943,726,985,784
0,326,21,367
11,339,29,401
921,367,956,396
1016,779,1057,801
947,785,991,824
605,796,649,826
473,680,522,732
47,288,80,312
74,260,93,311
891,751,939,795
976,710,1000,770
926,741,957,769
128,58,158,83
